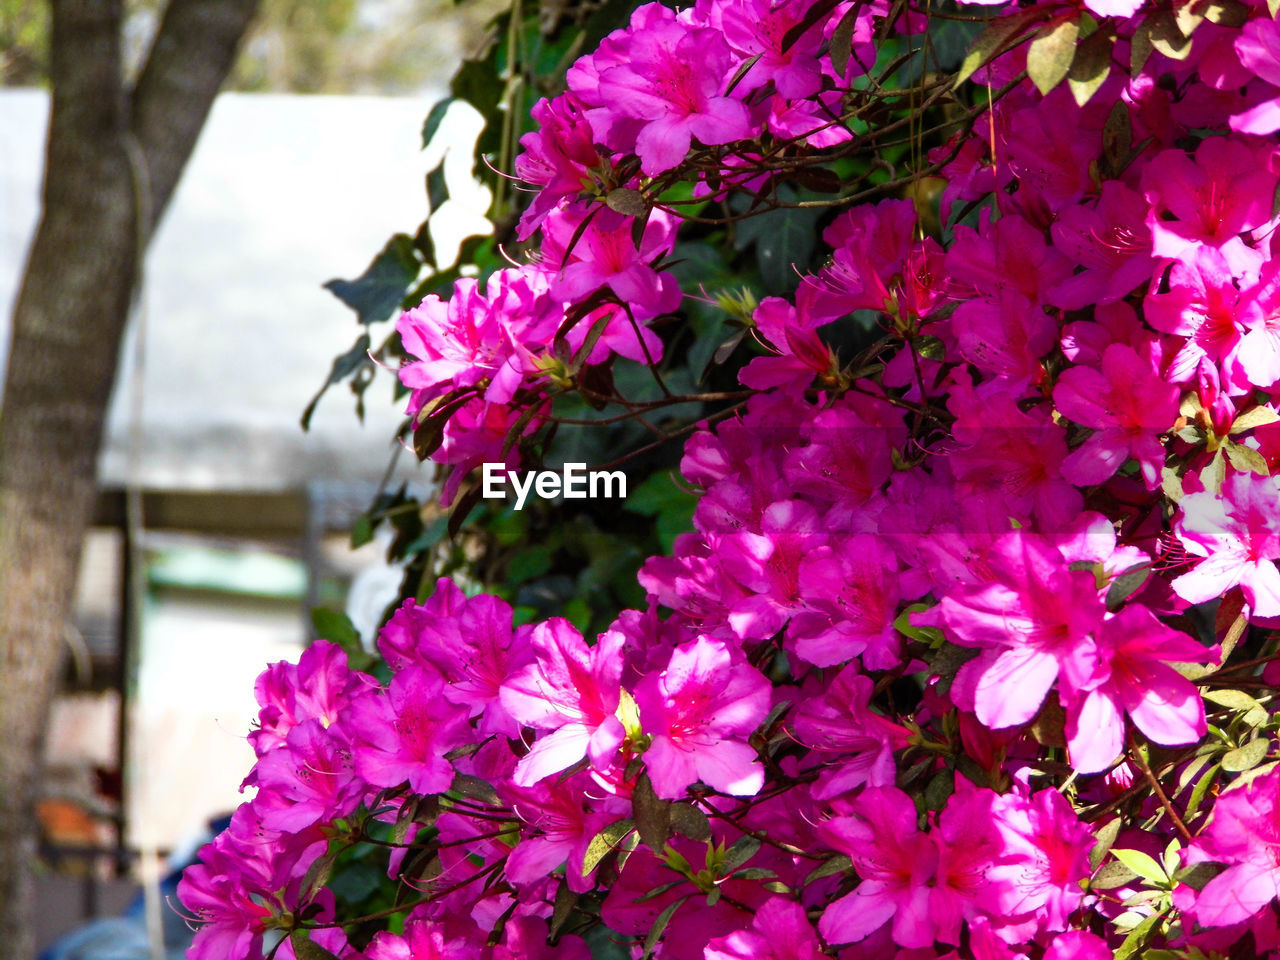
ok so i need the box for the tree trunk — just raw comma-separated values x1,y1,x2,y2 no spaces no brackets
0,1,257,955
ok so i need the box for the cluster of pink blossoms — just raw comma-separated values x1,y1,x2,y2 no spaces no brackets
185,0,1280,956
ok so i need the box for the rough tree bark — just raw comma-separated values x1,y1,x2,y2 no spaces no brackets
0,0,258,955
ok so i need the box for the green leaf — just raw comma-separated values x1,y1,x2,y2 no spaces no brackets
506,544,553,584
720,836,762,875
1091,859,1138,890
625,473,697,552
310,608,360,648
1089,817,1122,871
632,774,672,851
549,880,579,940
955,8,1045,87
924,768,955,812
1067,27,1112,106
450,773,501,806
581,818,636,877
605,188,650,218
421,98,456,150
804,854,851,886
1141,9,1193,62
1185,763,1220,821
643,895,690,960
1027,16,1081,95
729,867,777,880
1114,912,1161,960
1106,563,1151,610
301,333,373,431
324,234,420,326
290,931,343,960
733,200,823,295
1203,688,1269,726
1224,440,1270,476
1202,448,1226,494
1222,737,1270,773
670,803,712,843
426,158,450,214
1173,861,1222,891
350,513,375,549
828,3,861,78
1110,848,1167,885
1229,405,1280,434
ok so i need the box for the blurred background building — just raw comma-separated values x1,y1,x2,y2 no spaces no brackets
1,0,496,948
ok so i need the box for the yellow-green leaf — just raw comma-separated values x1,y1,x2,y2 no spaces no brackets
955,9,1044,87
1068,28,1113,106
582,818,636,877
1230,405,1280,434
1222,738,1270,773
1110,848,1167,884
1224,440,1270,476
1028,16,1081,95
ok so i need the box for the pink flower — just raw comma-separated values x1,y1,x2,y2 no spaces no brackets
1144,246,1257,392
1043,931,1112,960
709,0,826,99
500,619,627,785
791,535,903,670
1063,605,1214,773
940,531,1105,730
500,777,612,892
365,914,481,960
932,787,1007,943
704,897,825,960
635,636,771,799
946,381,1082,530
1183,763,1280,927
952,289,1056,386
791,666,909,799
515,94,602,240
397,267,560,413
987,788,1094,934
592,14,753,175
1053,343,1180,488
492,917,592,960
1173,471,1280,618
252,718,366,832
1142,137,1277,273
347,665,471,795
1238,257,1280,388
739,296,834,390
817,786,938,948
1048,181,1155,310
1233,17,1280,134
720,500,826,641
542,204,682,325
379,585,533,736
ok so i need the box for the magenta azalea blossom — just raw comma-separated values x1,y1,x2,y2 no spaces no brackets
347,665,471,795
792,666,909,799
939,530,1106,730
635,636,770,798
1183,764,1280,927
501,619,627,785
704,896,825,960
817,786,938,948
1173,471,1280,619
592,16,752,175
1233,17,1280,134
1063,605,1214,773
1054,343,1180,488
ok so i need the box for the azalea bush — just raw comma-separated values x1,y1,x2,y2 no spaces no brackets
180,0,1280,957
